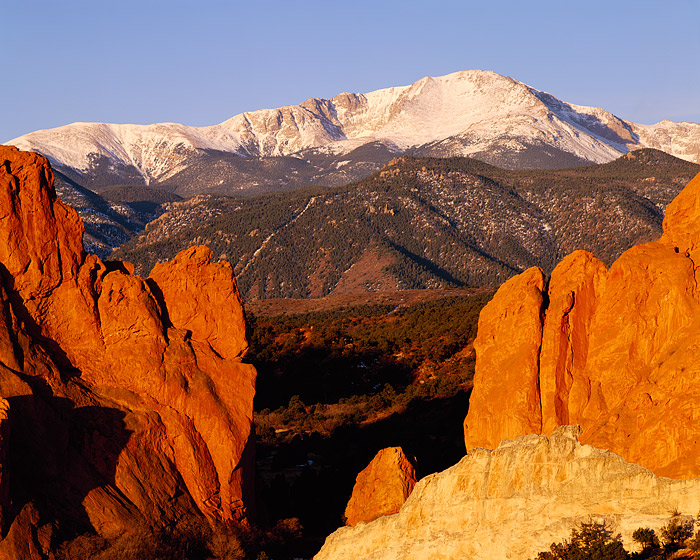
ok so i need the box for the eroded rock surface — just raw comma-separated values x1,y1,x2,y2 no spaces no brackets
316,427,700,560
464,171,700,479
344,446,417,526
0,146,256,555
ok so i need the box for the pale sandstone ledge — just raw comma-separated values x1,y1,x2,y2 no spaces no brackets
315,426,700,560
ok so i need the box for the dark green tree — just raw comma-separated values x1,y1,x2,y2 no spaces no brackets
535,521,629,560
659,515,693,552
631,527,660,558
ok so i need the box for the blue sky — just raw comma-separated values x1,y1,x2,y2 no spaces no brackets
3,0,699,142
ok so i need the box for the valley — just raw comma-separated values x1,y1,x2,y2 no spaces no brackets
247,293,489,555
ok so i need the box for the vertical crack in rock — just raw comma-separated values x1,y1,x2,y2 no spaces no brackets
534,274,550,435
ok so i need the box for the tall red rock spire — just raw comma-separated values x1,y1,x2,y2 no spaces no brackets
464,171,700,479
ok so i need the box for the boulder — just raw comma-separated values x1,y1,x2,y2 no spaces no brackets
344,447,417,526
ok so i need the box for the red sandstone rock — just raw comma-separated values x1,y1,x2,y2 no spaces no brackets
464,172,700,479
0,502,54,560
149,245,248,360
538,250,607,434
344,447,417,526
463,268,545,450
0,146,257,553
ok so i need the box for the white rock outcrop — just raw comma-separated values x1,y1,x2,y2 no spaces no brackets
315,426,700,560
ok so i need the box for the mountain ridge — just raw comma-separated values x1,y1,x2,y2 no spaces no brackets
7,70,700,195
112,149,700,300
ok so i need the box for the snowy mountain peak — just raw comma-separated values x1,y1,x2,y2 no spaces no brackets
6,70,700,191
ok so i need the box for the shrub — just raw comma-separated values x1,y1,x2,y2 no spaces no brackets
659,514,693,551
687,528,700,552
632,527,659,552
535,520,628,560
56,519,249,560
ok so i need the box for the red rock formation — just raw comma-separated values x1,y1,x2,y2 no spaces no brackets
0,146,256,554
0,398,8,533
464,171,700,479
344,447,417,526
0,503,54,560
464,268,545,450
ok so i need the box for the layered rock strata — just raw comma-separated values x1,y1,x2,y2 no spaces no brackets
0,146,256,552
464,171,700,479
344,446,417,526
316,426,700,560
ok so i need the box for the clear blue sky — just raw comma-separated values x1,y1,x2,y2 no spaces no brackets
3,0,699,142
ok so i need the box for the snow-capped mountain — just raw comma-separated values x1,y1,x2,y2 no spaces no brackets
7,70,700,195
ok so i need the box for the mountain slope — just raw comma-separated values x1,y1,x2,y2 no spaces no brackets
112,149,700,299
52,172,182,258
7,70,700,195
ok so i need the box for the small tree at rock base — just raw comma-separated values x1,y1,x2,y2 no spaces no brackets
660,515,694,552
632,527,659,551
535,520,628,560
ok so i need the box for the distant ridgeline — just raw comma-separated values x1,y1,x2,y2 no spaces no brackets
111,149,700,300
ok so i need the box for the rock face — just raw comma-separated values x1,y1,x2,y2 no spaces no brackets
316,426,700,560
464,171,700,479
0,146,256,553
344,447,417,527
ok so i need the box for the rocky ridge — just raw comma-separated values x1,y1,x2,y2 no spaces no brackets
113,149,700,299
464,169,700,479
0,146,256,556
315,426,700,560
7,70,700,195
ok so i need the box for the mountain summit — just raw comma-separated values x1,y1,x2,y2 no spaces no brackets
7,70,700,195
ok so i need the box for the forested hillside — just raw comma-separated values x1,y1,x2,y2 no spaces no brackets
248,293,490,552
113,149,700,299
